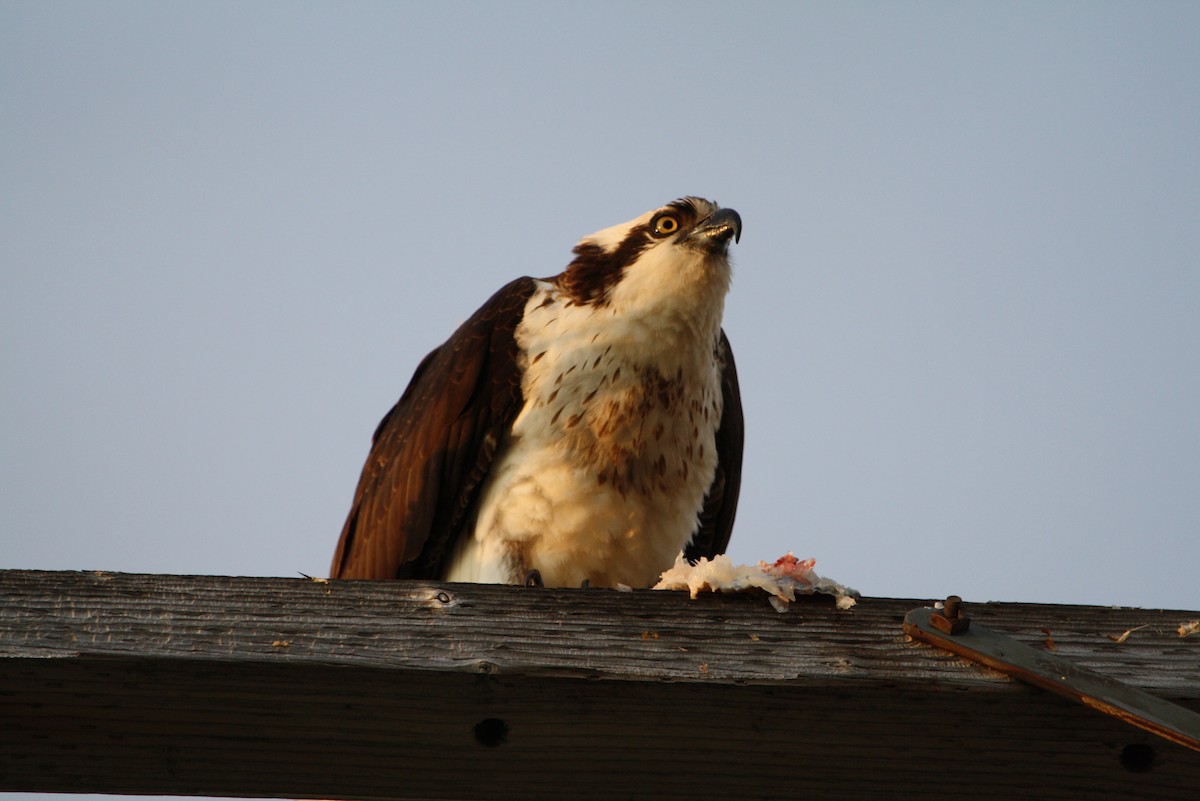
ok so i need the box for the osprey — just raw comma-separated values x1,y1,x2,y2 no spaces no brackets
331,196,743,588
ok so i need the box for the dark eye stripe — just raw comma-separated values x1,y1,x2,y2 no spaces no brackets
556,197,714,306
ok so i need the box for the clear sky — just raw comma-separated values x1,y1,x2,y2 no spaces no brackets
5,0,1200,603
5,0,1200,597
3,0,1199,735
3,2,1198,797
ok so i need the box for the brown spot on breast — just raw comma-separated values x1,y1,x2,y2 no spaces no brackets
551,407,564,425
566,413,583,429
583,388,597,404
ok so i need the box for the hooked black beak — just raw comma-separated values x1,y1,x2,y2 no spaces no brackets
688,207,742,251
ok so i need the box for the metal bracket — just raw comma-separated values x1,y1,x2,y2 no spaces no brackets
903,597,1200,753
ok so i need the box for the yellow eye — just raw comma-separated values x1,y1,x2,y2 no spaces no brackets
651,214,680,237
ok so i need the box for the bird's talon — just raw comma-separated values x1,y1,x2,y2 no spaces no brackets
524,569,544,588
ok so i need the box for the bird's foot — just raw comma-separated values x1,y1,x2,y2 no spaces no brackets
524,569,544,588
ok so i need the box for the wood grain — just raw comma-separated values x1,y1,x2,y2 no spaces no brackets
2,569,1198,799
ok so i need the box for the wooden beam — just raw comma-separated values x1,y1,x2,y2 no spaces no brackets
1,569,1198,800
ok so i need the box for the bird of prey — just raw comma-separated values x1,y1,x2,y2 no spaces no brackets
331,196,743,588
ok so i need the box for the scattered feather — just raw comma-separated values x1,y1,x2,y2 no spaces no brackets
1107,624,1149,644
1041,627,1057,651
653,552,859,611
1178,620,1200,638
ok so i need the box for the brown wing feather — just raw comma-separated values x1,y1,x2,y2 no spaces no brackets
330,277,537,579
685,329,744,562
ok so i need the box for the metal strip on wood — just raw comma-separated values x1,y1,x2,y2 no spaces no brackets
904,600,1200,753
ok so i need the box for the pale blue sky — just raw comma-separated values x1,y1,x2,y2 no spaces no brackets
4,0,1198,637
4,3,1199,797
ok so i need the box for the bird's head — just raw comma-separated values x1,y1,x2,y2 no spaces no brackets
556,197,741,321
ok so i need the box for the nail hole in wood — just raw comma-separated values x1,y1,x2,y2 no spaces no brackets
1119,743,1155,773
474,717,508,747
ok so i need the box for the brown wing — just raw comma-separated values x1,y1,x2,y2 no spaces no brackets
685,329,744,562
330,277,537,579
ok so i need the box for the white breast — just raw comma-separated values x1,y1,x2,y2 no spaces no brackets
442,281,725,588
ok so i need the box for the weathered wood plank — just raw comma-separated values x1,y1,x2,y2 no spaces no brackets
1,569,1198,800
